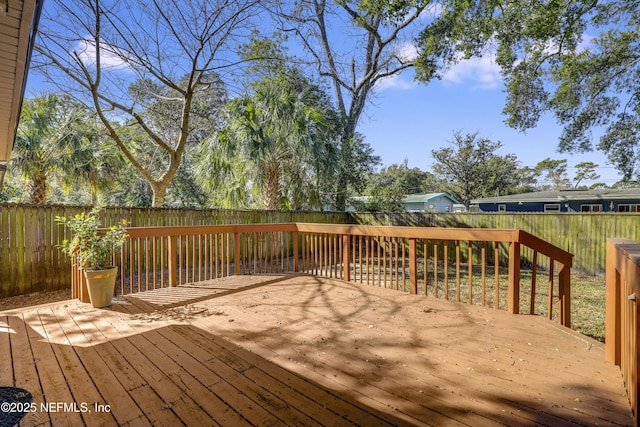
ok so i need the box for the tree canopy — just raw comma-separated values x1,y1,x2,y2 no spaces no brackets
273,0,432,209
431,131,526,207
33,0,255,206
415,0,640,180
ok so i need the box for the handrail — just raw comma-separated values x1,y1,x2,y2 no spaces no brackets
606,238,640,421
71,223,573,326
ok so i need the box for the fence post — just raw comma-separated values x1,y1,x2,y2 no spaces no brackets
342,234,351,282
558,263,571,327
605,239,621,365
508,241,520,314
168,236,177,287
409,238,417,294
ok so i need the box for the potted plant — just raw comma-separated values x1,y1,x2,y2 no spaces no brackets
56,208,128,308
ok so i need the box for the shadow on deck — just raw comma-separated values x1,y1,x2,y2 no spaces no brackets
1,273,633,426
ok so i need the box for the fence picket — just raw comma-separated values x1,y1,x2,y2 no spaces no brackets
2,204,640,298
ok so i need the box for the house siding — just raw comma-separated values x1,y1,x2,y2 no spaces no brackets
478,199,640,212
405,202,426,211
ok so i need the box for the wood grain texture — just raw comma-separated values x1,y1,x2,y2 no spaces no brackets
0,274,633,426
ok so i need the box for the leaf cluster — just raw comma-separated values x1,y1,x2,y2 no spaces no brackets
415,0,640,180
55,208,128,270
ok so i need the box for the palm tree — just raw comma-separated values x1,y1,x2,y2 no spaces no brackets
219,73,338,210
11,94,116,204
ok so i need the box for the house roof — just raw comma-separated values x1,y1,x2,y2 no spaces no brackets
471,188,640,204
402,193,461,204
0,0,44,163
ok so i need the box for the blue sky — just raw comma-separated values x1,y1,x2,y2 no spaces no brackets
24,1,621,189
358,64,621,187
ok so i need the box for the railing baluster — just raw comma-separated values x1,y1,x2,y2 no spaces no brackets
198,234,202,282
456,240,461,302
548,261,554,320
94,224,571,329
409,238,417,294
226,233,231,277
494,242,500,309
423,240,428,296
468,241,473,304
168,235,177,287
434,240,439,299
135,237,141,292
120,243,126,295
401,237,406,292
366,235,370,285
444,240,449,300
481,241,486,306
559,263,571,327
342,234,350,282
531,251,538,314
508,241,521,315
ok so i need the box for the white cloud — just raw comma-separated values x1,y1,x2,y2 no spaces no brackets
397,42,418,62
373,43,420,91
577,33,595,52
73,38,132,70
441,53,502,90
375,74,416,91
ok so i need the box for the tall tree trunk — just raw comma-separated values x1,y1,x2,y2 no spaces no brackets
29,170,48,205
151,181,170,208
262,162,281,210
334,121,357,211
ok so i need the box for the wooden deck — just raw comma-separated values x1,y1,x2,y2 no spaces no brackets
1,273,633,426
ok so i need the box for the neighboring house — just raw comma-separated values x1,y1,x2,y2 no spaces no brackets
471,188,640,212
348,193,464,212
402,193,464,212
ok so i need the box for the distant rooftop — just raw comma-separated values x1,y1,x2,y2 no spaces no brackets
472,188,640,204
402,193,461,204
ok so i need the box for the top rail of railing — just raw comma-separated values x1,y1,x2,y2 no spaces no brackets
72,223,573,326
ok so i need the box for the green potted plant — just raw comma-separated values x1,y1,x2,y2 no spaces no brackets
56,208,128,308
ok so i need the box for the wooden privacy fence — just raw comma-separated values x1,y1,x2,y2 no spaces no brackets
0,204,349,298
7,203,628,298
354,211,640,275
72,223,573,326
606,238,640,422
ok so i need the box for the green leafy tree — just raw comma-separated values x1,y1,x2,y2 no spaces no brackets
573,161,603,189
11,94,98,204
431,131,523,207
415,0,640,180
535,158,571,190
199,36,340,210
366,159,429,196
34,0,255,206
367,184,406,212
612,180,640,189
276,0,431,210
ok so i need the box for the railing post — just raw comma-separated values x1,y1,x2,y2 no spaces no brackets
342,234,351,282
234,231,241,276
508,241,520,314
168,236,177,287
558,263,571,328
409,238,417,294
606,239,621,365
293,231,299,272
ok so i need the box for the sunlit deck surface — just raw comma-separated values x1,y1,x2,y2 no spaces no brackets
1,273,633,426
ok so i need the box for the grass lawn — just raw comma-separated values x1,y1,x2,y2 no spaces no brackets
566,273,606,342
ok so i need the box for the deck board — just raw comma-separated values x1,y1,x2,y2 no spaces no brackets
1,273,634,426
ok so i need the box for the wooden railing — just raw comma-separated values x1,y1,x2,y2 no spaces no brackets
71,223,573,326
606,238,640,421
